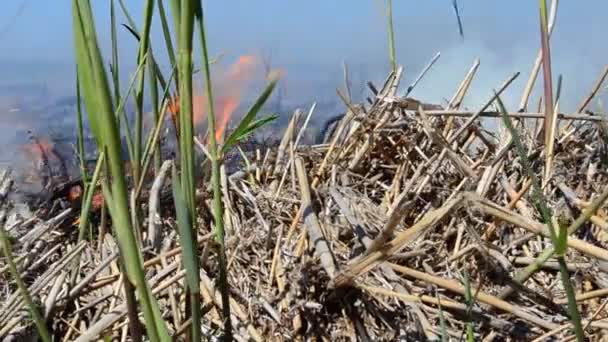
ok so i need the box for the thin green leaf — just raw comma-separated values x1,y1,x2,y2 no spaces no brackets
555,74,563,106
555,217,568,256
497,93,584,342
193,0,233,338
222,76,279,154
496,93,558,243
72,1,171,340
223,114,278,153
157,0,179,89
558,256,585,341
70,151,105,287
0,227,51,342
130,0,155,183
436,290,448,342
75,70,88,183
148,50,162,174
175,0,201,340
386,0,396,72
115,53,149,129
135,66,178,198
463,271,475,342
118,0,170,94
110,0,134,164
171,165,200,292
169,0,181,49
121,23,140,40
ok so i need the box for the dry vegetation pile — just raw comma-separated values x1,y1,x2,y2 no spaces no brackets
2,64,608,341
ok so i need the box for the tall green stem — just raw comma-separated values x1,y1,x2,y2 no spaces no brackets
72,1,169,340
148,49,162,174
0,227,52,342
557,256,584,341
387,0,396,72
175,0,201,340
194,0,233,339
497,94,584,342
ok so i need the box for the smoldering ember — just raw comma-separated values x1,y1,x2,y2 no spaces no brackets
2,1,608,342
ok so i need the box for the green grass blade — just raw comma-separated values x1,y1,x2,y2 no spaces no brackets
463,271,475,342
116,55,149,130
435,290,448,342
222,75,279,154
118,2,169,93
72,1,170,340
555,74,563,107
193,0,233,338
73,12,101,147
496,94,557,242
70,151,105,287
148,48,162,174
131,0,155,183
497,94,584,341
177,0,196,214
173,0,201,340
233,115,278,142
0,227,52,342
558,256,585,341
171,165,202,340
135,67,177,198
110,0,119,104
171,165,200,293
555,218,568,256
158,0,179,89
386,0,396,72
75,70,88,183
117,0,137,30
110,0,135,164
169,0,181,48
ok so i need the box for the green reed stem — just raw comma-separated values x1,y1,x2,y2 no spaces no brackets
148,51,162,174
194,0,233,339
75,71,88,183
497,93,584,341
0,226,51,342
174,1,201,340
69,151,105,287
132,0,155,184
72,1,170,340
158,0,179,89
110,0,135,163
387,0,396,72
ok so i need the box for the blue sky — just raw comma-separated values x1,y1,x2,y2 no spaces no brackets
0,1,607,110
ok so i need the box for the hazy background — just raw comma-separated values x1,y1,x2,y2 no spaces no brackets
0,1,607,175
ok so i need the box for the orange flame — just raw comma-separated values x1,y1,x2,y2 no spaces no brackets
213,55,257,142
166,55,259,143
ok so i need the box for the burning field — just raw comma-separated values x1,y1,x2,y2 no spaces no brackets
3,1,608,342
2,61,608,340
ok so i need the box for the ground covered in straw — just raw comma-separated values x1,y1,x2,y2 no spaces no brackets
2,67,608,341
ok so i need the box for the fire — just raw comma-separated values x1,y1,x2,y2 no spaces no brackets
213,55,257,142
216,96,239,142
166,55,259,143
19,135,71,186
21,137,55,161
20,137,56,184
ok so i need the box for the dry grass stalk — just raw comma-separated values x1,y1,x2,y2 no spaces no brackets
330,194,463,289
295,156,338,278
